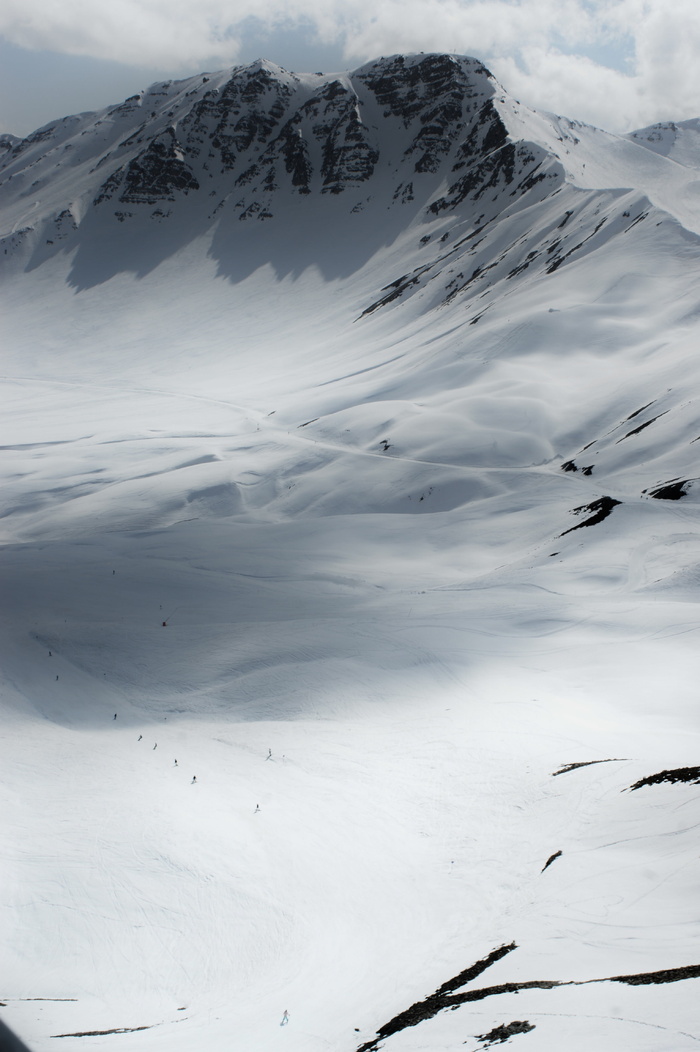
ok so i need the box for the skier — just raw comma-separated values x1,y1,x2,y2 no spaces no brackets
254,804,260,813
280,1010,289,1026
162,621,167,627
191,775,197,784
174,759,178,766
138,735,142,741
153,743,157,750
113,713,117,720
266,748,272,760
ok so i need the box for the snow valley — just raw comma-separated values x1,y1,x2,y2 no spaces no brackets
1,52,700,1052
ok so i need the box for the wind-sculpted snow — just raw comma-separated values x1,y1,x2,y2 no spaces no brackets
1,52,700,1052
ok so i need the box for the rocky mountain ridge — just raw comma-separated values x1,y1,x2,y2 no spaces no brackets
3,53,698,286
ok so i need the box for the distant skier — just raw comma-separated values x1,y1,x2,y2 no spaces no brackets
138,735,142,741
162,621,167,627
191,775,197,784
153,743,157,750
280,1010,289,1026
266,748,272,760
48,651,51,657
174,759,178,766
254,804,260,813
113,713,117,720
56,675,59,680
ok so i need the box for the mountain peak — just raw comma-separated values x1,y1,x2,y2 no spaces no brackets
1,51,699,288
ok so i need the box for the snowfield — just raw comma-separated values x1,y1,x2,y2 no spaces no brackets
1,53,700,1052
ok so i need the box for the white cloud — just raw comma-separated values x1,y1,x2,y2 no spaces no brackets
1,0,699,131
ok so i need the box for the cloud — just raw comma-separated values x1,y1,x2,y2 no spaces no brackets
1,0,699,131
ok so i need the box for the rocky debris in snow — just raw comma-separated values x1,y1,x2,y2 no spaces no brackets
606,963,700,985
559,496,621,535
475,1019,535,1046
617,410,668,442
629,766,700,790
358,954,700,1050
541,850,562,872
359,267,432,317
623,400,656,421
356,943,518,1052
51,1025,153,1037
553,759,626,776
547,216,609,273
560,460,594,475
0,227,33,257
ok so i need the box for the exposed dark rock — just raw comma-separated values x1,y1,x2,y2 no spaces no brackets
553,759,626,776
434,944,518,997
0,132,23,160
547,216,608,273
356,944,517,1052
624,401,655,421
559,496,621,535
647,478,694,500
629,766,700,790
507,250,539,279
476,1020,535,1045
359,264,434,317
451,100,508,172
430,143,517,213
541,850,562,872
279,123,312,190
624,210,648,231
180,63,293,172
607,963,700,985
393,182,414,203
320,97,379,192
359,54,490,127
356,942,700,1052
616,411,668,442
51,1025,153,1038
97,129,199,205
93,169,123,205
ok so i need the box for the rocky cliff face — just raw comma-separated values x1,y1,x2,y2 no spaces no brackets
1,52,697,325
0,55,560,254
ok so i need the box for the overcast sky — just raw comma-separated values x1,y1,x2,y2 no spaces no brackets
1,0,699,137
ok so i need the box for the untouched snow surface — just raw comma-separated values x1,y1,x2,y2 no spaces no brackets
1,53,700,1052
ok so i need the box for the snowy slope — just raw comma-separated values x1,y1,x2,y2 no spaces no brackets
1,53,700,1052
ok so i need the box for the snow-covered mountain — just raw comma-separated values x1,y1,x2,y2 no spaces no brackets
1,53,700,1052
